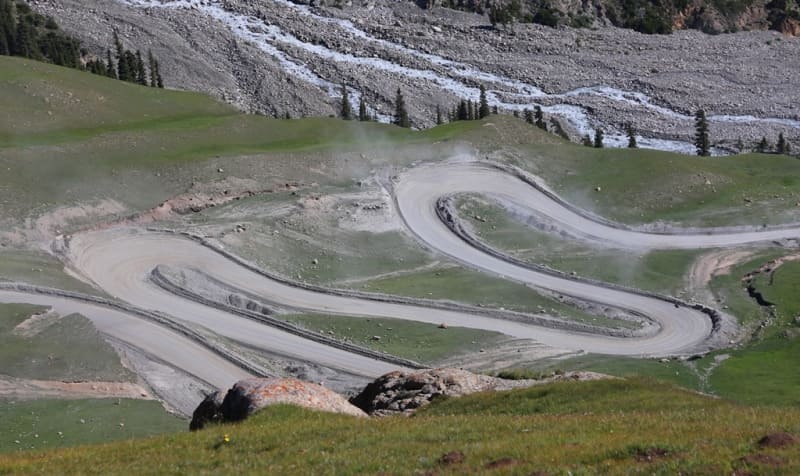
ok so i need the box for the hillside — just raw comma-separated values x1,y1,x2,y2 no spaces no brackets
26,0,800,151
1,379,799,474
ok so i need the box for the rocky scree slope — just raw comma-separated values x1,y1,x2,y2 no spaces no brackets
28,0,800,149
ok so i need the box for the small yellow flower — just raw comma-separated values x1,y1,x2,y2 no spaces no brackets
223,434,230,443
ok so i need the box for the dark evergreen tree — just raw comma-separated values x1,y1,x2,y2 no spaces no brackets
777,133,787,155
581,135,593,147
0,0,14,56
492,105,499,115
154,59,164,88
757,136,770,153
436,104,443,125
14,20,37,58
148,49,157,87
512,110,519,118
467,99,474,120
550,118,569,140
523,108,534,125
457,100,468,121
135,50,147,85
393,88,410,128
106,49,117,79
534,106,546,130
358,95,368,121
626,123,637,148
694,109,710,157
594,128,604,148
478,85,490,119
339,83,352,120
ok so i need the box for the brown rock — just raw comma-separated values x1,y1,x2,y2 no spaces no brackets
757,432,797,449
190,377,365,430
438,450,465,466
485,457,521,469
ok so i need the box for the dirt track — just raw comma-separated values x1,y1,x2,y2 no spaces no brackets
3,159,799,405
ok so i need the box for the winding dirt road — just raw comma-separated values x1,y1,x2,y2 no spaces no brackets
3,160,799,393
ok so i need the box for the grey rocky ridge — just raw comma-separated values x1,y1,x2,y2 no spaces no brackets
29,0,799,152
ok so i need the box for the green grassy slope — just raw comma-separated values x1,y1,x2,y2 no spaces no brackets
1,379,798,474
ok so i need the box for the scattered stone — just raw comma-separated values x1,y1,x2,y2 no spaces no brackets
438,322,448,329
595,186,602,192
372,335,381,341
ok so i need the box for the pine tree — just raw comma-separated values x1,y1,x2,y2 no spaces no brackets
148,50,157,87
106,49,117,79
135,50,147,85
757,136,770,153
436,104,443,125
512,110,519,118
594,128,604,148
467,100,474,121
339,83,352,120
550,118,569,140
581,135,593,147
694,109,710,157
393,88,410,128
492,105,498,115
478,85,490,119
534,106,546,130
457,100,468,121
358,95,368,121
523,108,534,125
626,124,637,148
154,60,164,88
0,0,15,56
777,133,787,155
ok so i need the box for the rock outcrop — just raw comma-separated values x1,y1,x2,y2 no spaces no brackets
349,368,606,415
190,377,365,430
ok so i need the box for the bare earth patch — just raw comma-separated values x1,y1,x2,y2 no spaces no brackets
0,375,151,401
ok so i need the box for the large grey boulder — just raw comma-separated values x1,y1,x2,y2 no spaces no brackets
190,377,366,430
349,368,606,415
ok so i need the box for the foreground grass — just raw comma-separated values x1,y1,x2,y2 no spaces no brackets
0,304,134,382
0,399,184,454
283,313,504,364
2,379,798,474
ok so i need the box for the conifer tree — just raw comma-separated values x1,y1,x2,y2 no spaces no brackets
581,135,593,147
694,109,710,156
757,136,770,153
148,50,157,87
457,100,468,121
492,105,499,115
106,49,117,79
478,85,490,119
0,0,15,56
777,133,787,155
393,88,410,128
467,100,474,121
339,83,352,120
626,124,637,148
512,110,519,118
534,106,546,130
154,60,164,88
523,108,534,125
594,128,604,148
135,50,147,85
358,95,368,121
436,104,443,125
